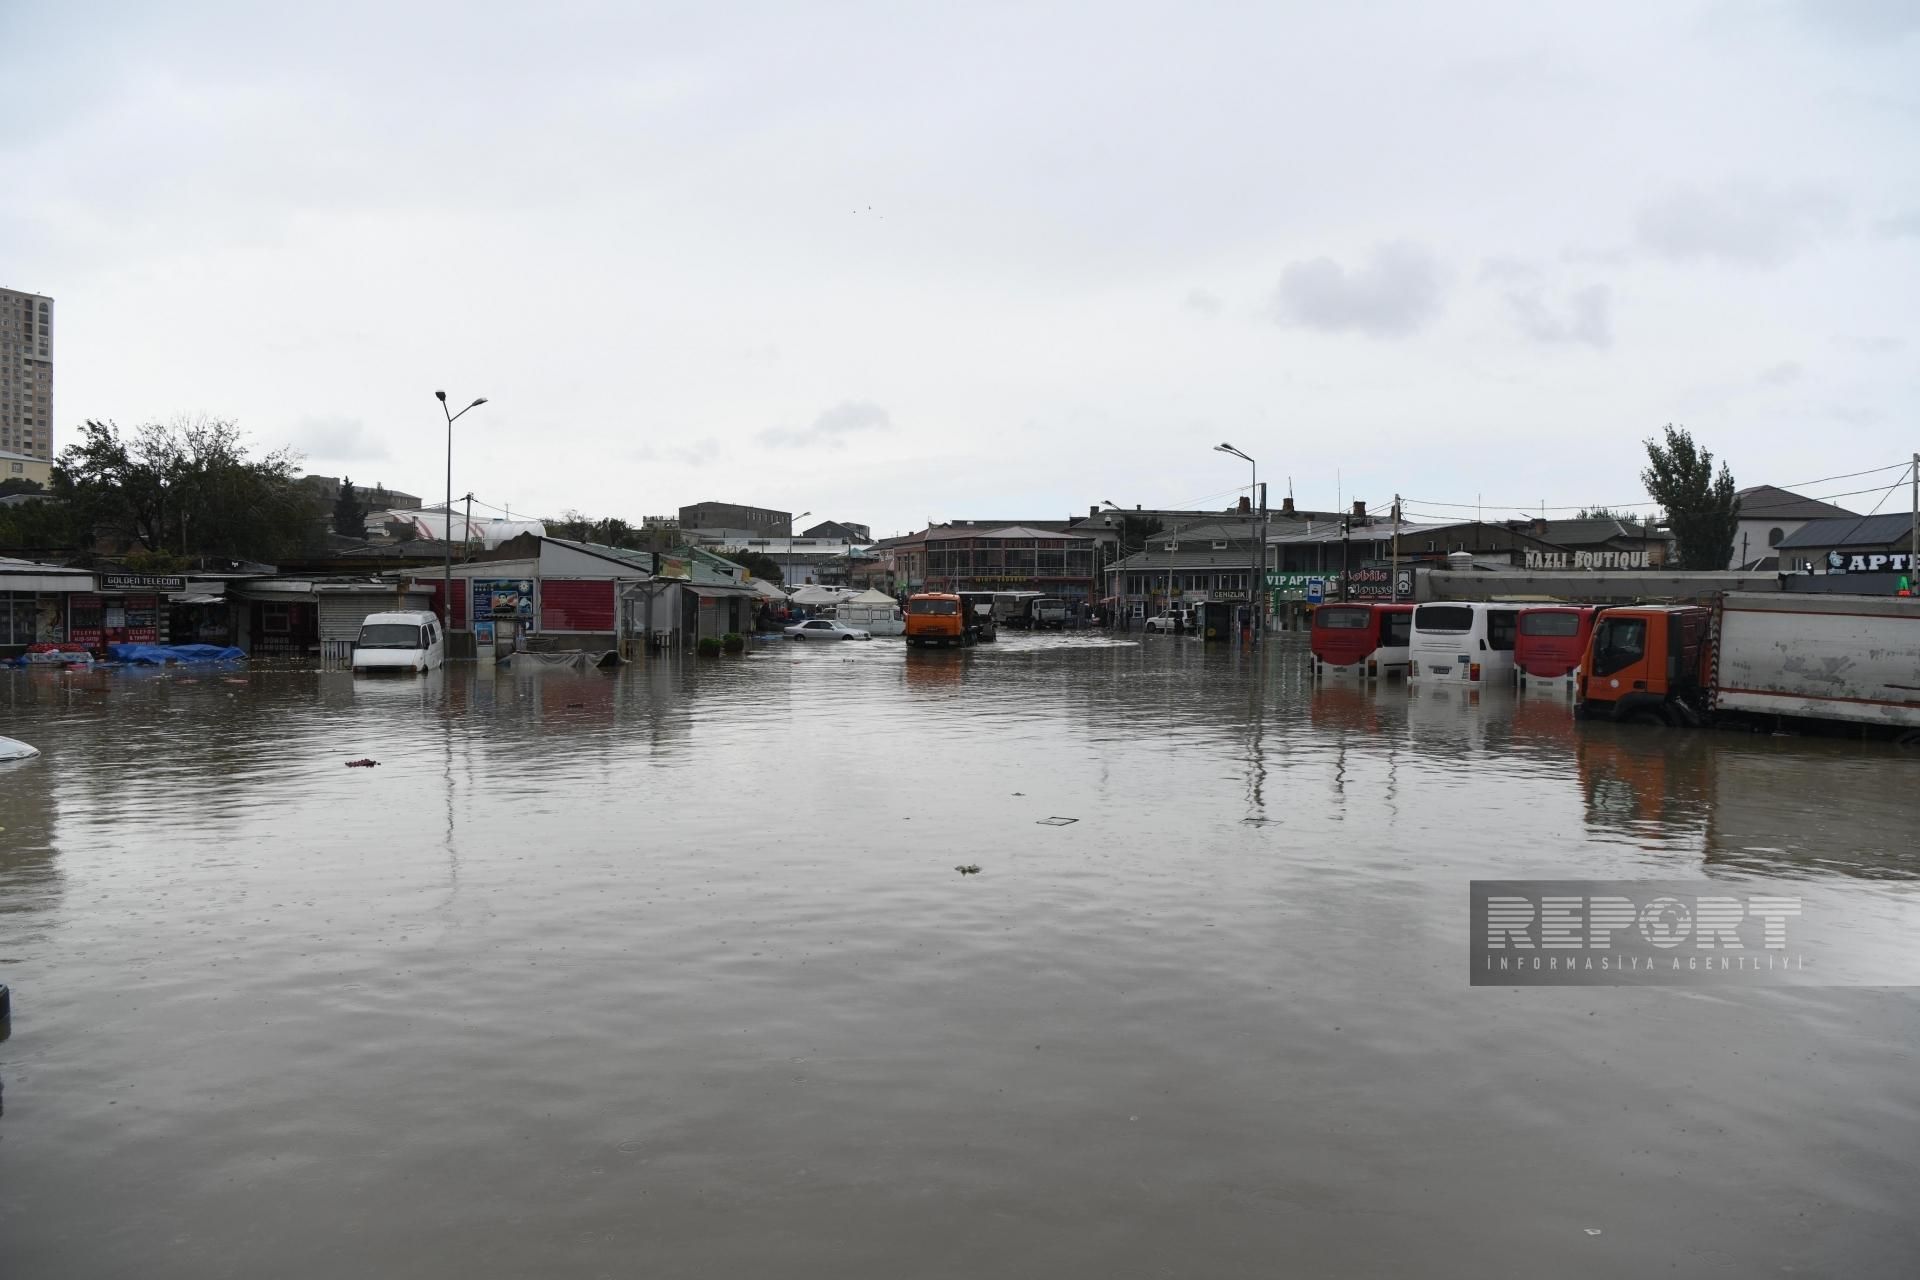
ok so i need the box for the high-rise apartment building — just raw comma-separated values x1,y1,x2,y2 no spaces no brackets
0,287,54,463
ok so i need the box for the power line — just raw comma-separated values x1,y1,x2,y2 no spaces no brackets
1404,457,1913,517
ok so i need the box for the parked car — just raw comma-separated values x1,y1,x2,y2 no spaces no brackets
784,619,873,641
1143,609,1187,634
351,610,446,674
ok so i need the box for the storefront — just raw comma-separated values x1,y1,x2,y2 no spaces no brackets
0,557,111,655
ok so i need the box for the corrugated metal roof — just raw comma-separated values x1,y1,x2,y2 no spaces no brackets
1774,514,1917,549
1735,484,1859,520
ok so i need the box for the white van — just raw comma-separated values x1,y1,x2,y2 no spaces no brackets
351,610,446,674
1408,602,1520,685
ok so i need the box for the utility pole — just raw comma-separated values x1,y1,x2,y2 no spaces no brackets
1391,494,1402,603
1910,453,1918,590
1340,514,1351,601
1256,479,1268,643
462,493,475,563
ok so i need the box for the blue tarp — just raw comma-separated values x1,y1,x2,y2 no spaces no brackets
106,643,247,665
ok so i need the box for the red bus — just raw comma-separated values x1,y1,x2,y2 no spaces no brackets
1515,606,1599,688
1311,602,1415,680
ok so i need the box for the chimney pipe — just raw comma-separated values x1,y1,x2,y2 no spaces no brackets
1238,496,1251,514
1351,500,1366,521
1281,496,1295,516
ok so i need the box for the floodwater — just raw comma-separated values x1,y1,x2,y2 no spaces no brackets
2,633,1917,1278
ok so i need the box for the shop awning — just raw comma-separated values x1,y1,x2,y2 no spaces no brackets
176,594,227,605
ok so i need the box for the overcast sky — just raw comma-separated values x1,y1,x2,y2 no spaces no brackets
4,1,1916,535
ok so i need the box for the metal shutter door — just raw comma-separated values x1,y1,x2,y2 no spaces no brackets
540,580,614,632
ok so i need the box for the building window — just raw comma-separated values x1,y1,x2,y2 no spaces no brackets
1767,528,1784,547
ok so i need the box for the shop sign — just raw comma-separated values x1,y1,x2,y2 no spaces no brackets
1827,551,1913,573
1269,568,1403,600
657,556,691,581
472,579,535,620
68,594,104,647
98,572,187,593
1523,550,1650,570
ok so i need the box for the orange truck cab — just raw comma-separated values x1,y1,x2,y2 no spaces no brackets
905,593,965,647
1577,605,1712,726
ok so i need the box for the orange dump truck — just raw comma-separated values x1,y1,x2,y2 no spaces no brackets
1576,605,1712,726
1578,593,1920,739
905,593,965,647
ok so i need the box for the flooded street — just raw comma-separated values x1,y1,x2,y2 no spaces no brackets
3,633,1917,1277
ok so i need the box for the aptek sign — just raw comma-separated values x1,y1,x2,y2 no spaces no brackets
1827,551,1913,573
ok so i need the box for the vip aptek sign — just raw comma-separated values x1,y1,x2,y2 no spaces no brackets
1826,551,1913,574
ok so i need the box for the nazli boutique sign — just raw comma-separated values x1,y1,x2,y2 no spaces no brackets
1827,551,1913,573
1523,550,1650,570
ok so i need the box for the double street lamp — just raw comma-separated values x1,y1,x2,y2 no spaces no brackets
1214,442,1263,642
436,390,488,642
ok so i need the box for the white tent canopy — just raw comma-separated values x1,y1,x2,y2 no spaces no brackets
834,587,904,636
787,584,856,607
749,577,789,600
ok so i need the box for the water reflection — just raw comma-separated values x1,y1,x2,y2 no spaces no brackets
4,646,1919,1277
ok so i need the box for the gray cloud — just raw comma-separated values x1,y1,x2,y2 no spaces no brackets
1184,287,1223,316
1757,360,1805,386
1791,0,1920,43
759,400,894,449
1873,210,1920,239
1268,243,1444,338
1635,181,1845,267
1507,284,1612,349
290,415,390,462
1839,334,1904,355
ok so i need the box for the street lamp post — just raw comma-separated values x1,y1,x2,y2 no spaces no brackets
1099,499,1125,627
788,512,811,590
436,390,488,647
1215,443,1262,644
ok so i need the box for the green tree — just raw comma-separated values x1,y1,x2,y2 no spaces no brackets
54,417,321,562
332,476,368,537
0,492,77,552
547,510,648,550
728,550,785,583
1116,512,1165,558
1576,506,1640,523
1641,424,1738,569
0,477,46,498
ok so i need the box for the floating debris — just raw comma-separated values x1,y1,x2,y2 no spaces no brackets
954,864,982,875
1011,791,1025,796
344,758,381,768
1036,816,1078,827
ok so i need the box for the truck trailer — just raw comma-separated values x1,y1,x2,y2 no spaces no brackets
1578,592,1920,740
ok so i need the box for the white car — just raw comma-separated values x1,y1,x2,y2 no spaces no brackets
1143,610,1188,634
784,619,872,641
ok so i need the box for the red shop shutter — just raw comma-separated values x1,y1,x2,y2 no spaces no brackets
540,579,614,632
421,579,468,628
